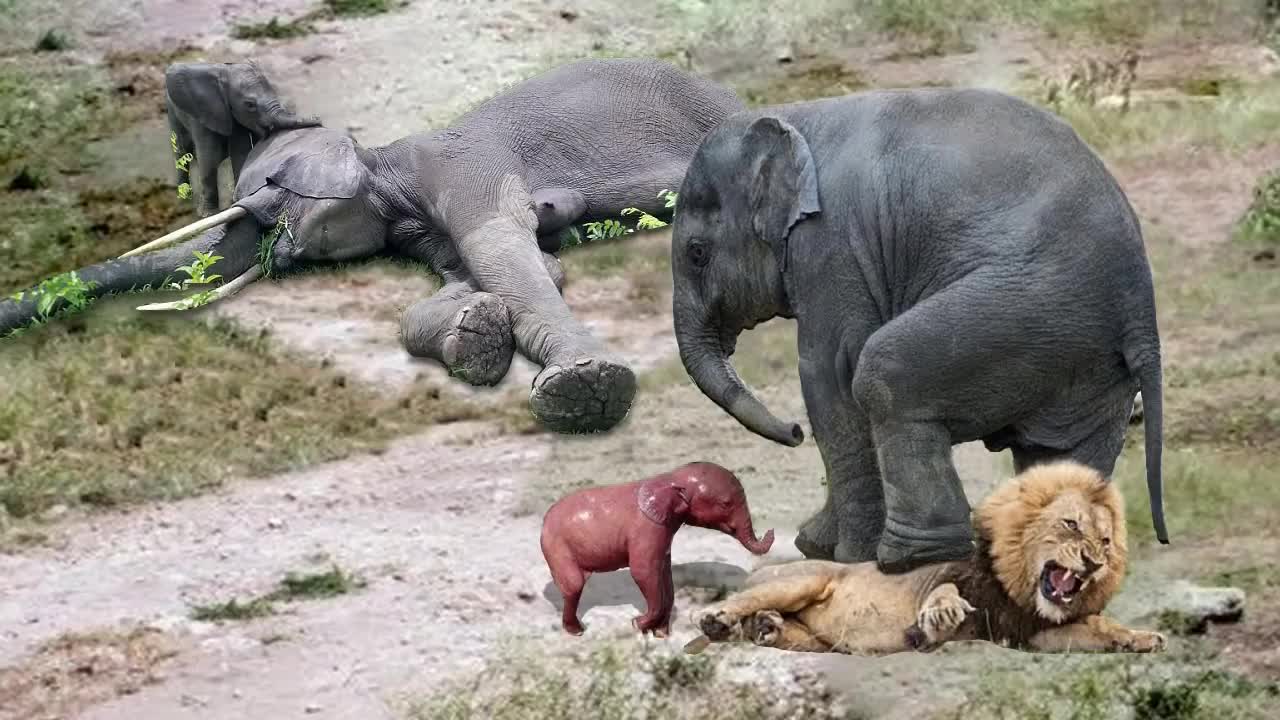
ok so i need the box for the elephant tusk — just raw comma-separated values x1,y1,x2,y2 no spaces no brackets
119,206,248,258
136,266,263,312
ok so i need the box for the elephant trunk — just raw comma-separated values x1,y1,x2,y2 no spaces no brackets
0,218,260,336
264,103,321,134
675,302,803,447
731,514,775,555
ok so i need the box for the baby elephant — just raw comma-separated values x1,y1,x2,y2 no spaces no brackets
540,462,774,637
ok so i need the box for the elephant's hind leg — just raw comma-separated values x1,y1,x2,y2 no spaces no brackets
400,280,515,386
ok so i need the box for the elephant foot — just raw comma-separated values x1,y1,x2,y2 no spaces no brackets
423,293,514,387
876,520,975,574
529,356,636,433
793,512,834,558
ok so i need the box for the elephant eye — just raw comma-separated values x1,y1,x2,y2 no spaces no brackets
687,240,709,268
244,100,257,111
1062,519,1080,532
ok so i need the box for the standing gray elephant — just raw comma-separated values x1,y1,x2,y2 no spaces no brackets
668,88,1167,572
1,59,744,435
166,61,320,216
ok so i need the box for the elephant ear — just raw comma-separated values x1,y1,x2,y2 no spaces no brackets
743,116,820,272
166,63,234,136
234,128,364,200
637,480,690,526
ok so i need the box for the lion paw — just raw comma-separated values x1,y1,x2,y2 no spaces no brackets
745,610,784,647
1119,630,1166,653
697,609,738,642
919,594,975,644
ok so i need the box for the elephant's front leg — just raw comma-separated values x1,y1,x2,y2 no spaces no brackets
191,130,228,218
450,192,636,433
400,279,515,386
795,328,884,563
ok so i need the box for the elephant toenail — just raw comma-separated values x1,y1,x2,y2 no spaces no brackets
442,336,458,364
576,357,592,366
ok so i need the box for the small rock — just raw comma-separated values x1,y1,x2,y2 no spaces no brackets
774,46,794,64
305,703,323,714
559,9,578,21
1253,248,1276,263
43,504,69,520
283,492,298,502
1141,581,1246,632
267,518,284,530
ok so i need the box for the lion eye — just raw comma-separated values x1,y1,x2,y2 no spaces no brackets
1063,519,1080,532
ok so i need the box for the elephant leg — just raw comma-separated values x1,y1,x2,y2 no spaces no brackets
449,189,636,433
854,280,1062,573
227,128,254,202
191,130,228,218
543,251,566,294
795,334,884,563
400,279,515,387
630,555,670,635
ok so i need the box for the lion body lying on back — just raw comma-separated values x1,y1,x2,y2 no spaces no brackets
688,461,1166,655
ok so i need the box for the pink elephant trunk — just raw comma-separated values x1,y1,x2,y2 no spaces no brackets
734,518,775,555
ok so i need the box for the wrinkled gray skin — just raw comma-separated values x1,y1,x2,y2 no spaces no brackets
1,59,744,435
166,62,321,217
670,88,1167,573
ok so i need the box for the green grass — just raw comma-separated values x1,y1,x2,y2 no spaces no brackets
33,28,71,52
0,310,488,521
189,565,366,621
0,60,119,181
1113,445,1280,547
190,597,277,622
947,659,1278,720
324,0,397,17
740,61,870,107
1236,170,1280,248
231,17,316,40
1207,565,1280,593
1035,78,1280,160
408,641,854,720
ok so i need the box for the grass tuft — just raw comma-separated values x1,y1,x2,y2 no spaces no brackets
34,29,72,52
324,0,398,17
408,641,852,720
188,564,366,622
231,17,316,41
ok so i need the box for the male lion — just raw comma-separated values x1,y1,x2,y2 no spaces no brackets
687,461,1165,655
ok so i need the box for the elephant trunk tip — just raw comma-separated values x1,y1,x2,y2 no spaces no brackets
753,528,776,554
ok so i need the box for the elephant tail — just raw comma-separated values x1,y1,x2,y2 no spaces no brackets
1125,332,1167,545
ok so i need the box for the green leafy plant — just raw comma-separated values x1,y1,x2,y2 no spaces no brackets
10,271,97,320
175,152,193,173
1237,170,1280,246
582,189,679,242
163,250,223,310
177,183,192,200
258,215,291,277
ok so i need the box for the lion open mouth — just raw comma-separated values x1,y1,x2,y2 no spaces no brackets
1040,561,1085,605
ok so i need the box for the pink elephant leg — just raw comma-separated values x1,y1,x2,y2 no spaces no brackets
546,552,588,635
655,553,675,637
630,557,668,635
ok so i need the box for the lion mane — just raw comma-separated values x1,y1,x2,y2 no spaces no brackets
946,460,1129,647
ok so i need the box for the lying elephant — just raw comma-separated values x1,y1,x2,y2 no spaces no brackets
166,61,321,216
0,58,744,434
669,87,1167,571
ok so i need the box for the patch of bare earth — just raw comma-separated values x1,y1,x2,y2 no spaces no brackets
0,626,183,720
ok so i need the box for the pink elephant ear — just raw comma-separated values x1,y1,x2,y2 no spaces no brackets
637,480,689,526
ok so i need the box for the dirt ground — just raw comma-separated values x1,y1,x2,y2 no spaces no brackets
1,1,1277,719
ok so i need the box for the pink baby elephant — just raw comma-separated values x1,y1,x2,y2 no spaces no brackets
540,461,775,636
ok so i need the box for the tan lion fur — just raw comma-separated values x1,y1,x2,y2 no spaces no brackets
688,460,1164,656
